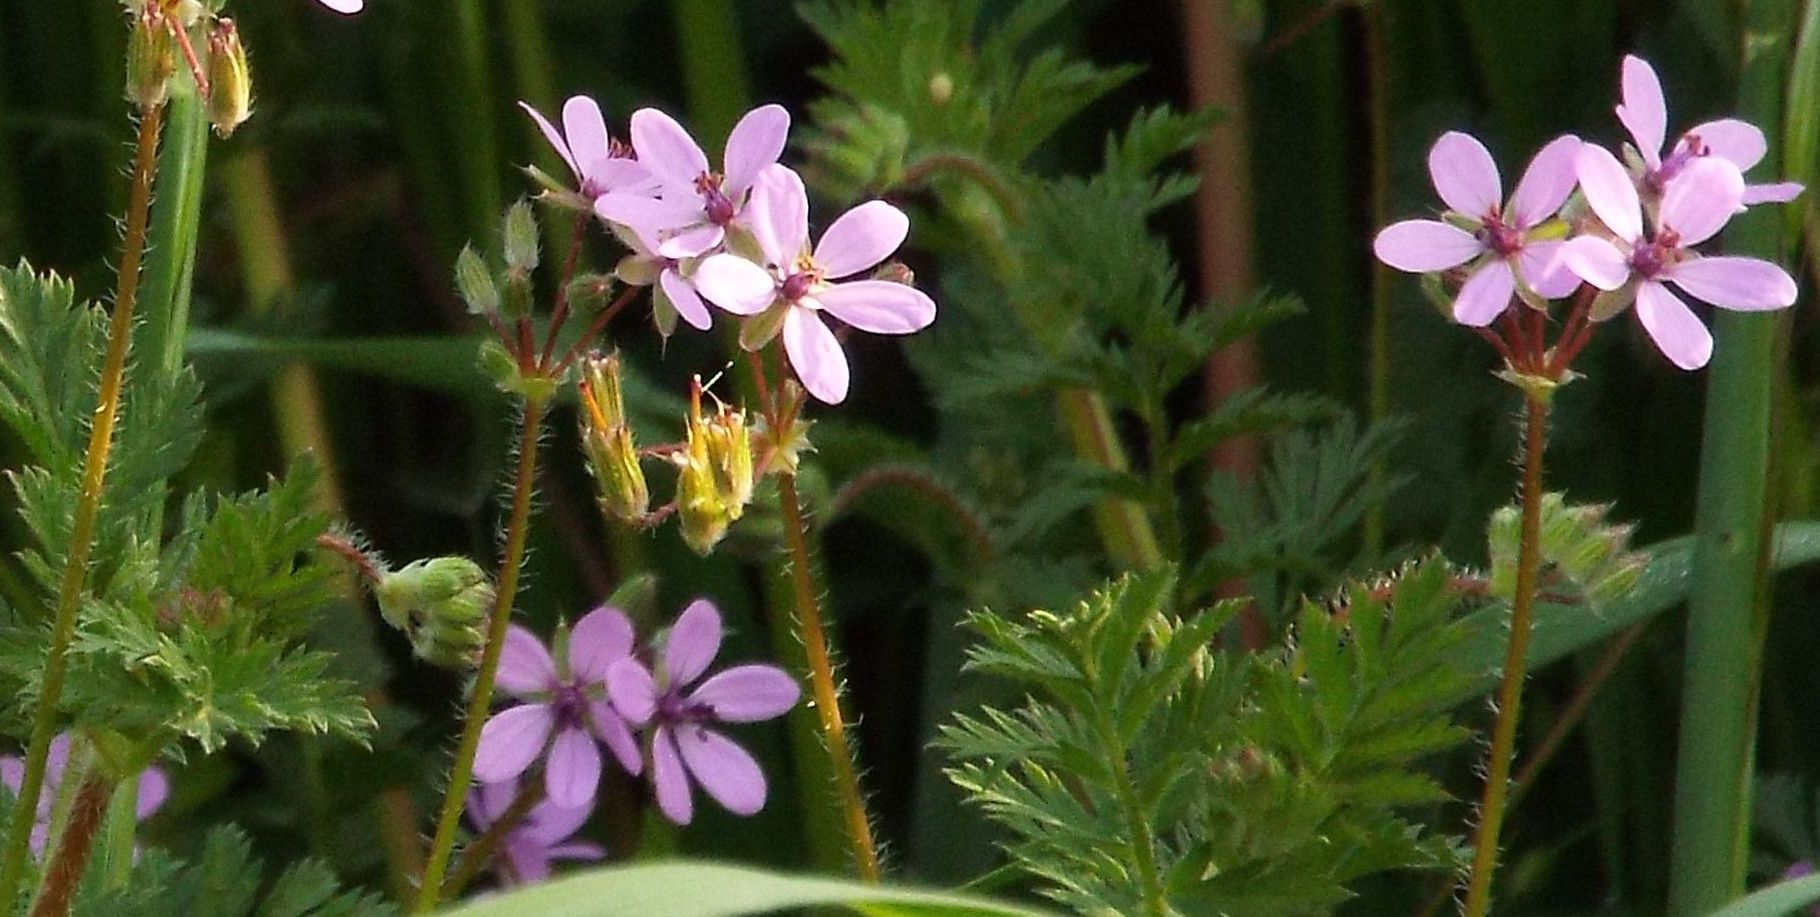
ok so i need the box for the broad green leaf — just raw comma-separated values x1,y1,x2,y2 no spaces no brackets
1704,873,1820,917
439,861,1056,917
1452,522,1820,700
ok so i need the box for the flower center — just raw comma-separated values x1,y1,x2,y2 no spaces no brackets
695,173,735,225
656,691,714,724
551,681,588,726
1630,229,1681,278
781,272,814,302
1477,212,1523,256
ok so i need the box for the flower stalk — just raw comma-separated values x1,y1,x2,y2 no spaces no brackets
31,772,113,917
0,101,167,908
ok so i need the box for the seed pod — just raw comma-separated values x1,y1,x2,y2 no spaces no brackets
675,380,755,555
579,353,650,524
126,6,176,110
206,18,253,137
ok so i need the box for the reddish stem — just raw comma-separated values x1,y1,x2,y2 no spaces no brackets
551,284,641,375
538,211,592,369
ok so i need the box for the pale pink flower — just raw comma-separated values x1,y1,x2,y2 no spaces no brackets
1374,132,1583,325
520,97,659,202
315,0,362,13
610,221,712,332
1559,147,1796,369
595,104,790,259
691,164,936,404
1616,54,1803,205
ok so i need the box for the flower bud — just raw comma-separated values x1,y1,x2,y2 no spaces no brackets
871,260,915,287
565,272,615,316
206,18,253,137
1486,503,1520,600
579,353,650,524
454,245,499,315
375,557,493,669
675,380,755,555
502,200,541,275
126,7,176,110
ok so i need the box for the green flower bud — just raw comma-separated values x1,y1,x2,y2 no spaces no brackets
502,200,541,275
675,381,755,555
126,6,175,110
565,272,615,317
206,18,253,137
1486,503,1520,600
579,352,650,524
455,244,499,315
374,557,493,669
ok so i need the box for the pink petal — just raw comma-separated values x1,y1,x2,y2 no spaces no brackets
661,267,713,331
473,705,555,784
723,104,791,196
1559,236,1632,291
496,626,558,697
503,842,551,884
814,281,936,334
567,606,634,683
688,664,801,722
594,193,705,236
544,842,606,864
1428,131,1502,218
1617,55,1667,167
543,727,602,809
518,101,578,179
814,201,909,278
1518,240,1582,299
562,96,613,184
1660,157,1744,246
746,164,810,269
1576,144,1643,242
664,599,723,687
136,767,169,820
1665,256,1798,311
1635,280,1712,370
468,779,516,827
1685,118,1767,171
1744,181,1804,205
1372,220,1482,272
783,306,851,404
693,254,778,315
589,700,644,775
589,159,661,198
652,726,694,825
605,658,659,726
0,757,22,795
315,0,363,14
656,223,725,260
523,797,593,845
1509,134,1582,229
1453,260,1515,327
674,726,767,816
629,108,710,195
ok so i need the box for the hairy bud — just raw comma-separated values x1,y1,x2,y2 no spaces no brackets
126,7,176,110
206,18,253,137
375,557,493,669
502,200,541,275
454,245,499,315
579,353,650,524
675,380,755,555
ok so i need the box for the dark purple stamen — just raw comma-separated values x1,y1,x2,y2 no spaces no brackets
781,272,813,302
1477,211,1524,256
695,173,735,225
1631,229,1680,278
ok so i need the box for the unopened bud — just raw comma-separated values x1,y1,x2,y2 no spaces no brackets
455,245,499,315
503,200,541,274
126,7,176,110
872,260,915,286
375,557,494,669
1486,503,1520,600
206,18,253,137
675,380,755,554
565,272,615,316
580,353,650,524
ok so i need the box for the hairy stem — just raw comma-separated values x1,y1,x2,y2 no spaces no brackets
0,102,166,907
414,396,548,912
1462,394,1550,916
777,470,880,881
30,773,112,917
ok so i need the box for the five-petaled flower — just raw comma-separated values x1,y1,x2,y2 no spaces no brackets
1559,147,1797,369
315,0,362,14
1374,131,1582,325
521,96,659,204
595,105,790,259
692,164,937,403
606,599,800,825
0,733,168,858
464,779,604,885
1615,54,1802,206
473,606,643,809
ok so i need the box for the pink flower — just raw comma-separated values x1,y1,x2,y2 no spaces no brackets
315,0,362,13
691,165,936,404
1374,132,1583,325
610,221,713,332
1616,54,1803,206
464,780,604,885
472,607,643,809
520,97,658,202
1558,146,1797,369
0,733,168,858
594,104,790,259
605,600,799,826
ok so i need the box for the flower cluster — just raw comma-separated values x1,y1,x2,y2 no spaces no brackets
1374,55,1800,371
469,598,797,846
521,97,937,403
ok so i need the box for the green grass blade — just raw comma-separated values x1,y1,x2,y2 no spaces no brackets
136,91,209,377
1704,873,1820,917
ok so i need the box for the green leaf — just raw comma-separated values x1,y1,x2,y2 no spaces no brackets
439,860,1055,917
1452,522,1820,701
1704,873,1820,917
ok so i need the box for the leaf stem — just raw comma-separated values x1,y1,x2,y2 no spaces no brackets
0,101,166,908
1092,706,1169,917
1461,393,1550,916
29,772,112,917
414,395,548,912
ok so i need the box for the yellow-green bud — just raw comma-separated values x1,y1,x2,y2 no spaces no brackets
503,200,541,275
580,353,650,524
375,557,494,669
565,272,615,316
206,18,253,137
126,7,176,110
675,380,756,555
455,244,499,315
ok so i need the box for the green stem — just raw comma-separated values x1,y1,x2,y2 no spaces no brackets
414,396,548,912
776,471,882,881
1092,706,1168,917
1461,394,1550,917
1666,4,1797,910
136,92,209,379
0,101,167,909
1058,390,1165,571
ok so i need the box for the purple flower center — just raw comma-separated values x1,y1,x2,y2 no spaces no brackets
656,691,715,724
780,271,814,302
695,173,736,225
1476,212,1524,256
550,680,589,727
1630,230,1681,278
